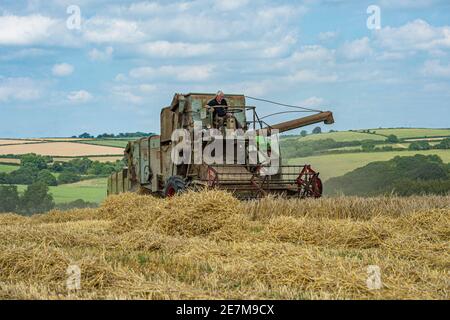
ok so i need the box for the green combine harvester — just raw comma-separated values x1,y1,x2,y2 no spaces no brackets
108,93,334,199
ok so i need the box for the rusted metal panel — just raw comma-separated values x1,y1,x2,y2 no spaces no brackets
161,107,175,143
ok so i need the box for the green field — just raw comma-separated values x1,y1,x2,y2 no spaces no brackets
81,140,129,148
369,128,450,139
288,149,450,182
13,178,107,204
288,131,386,142
0,164,19,173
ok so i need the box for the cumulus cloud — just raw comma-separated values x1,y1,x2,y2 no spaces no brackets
214,0,249,11
0,14,57,45
318,31,338,42
83,17,146,43
0,77,42,102
137,41,213,58
422,60,450,78
379,0,438,8
340,37,373,60
67,90,92,103
299,97,325,108
88,47,114,61
52,63,74,77
287,70,338,83
375,19,450,52
129,65,215,82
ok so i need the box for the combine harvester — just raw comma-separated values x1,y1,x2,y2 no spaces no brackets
108,93,334,199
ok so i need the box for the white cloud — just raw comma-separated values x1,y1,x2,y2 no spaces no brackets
67,90,92,103
214,0,249,11
83,17,146,43
0,77,42,102
299,97,325,108
138,41,213,58
289,45,335,64
287,70,338,83
129,65,214,82
340,37,373,60
88,47,114,61
422,60,450,78
111,85,143,104
114,73,127,82
139,84,157,93
379,0,437,8
376,20,450,52
0,14,57,45
318,31,338,42
52,63,74,77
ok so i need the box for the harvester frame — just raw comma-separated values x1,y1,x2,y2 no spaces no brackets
108,93,334,199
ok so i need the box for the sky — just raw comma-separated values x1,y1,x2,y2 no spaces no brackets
0,0,449,138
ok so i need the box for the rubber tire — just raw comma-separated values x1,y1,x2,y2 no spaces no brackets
163,176,186,198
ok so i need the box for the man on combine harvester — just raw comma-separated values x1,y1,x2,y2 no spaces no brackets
206,91,228,129
205,91,241,130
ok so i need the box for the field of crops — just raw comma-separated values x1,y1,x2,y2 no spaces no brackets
0,139,39,146
0,164,19,173
13,179,107,204
81,140,131,148
290,131,386,142
0,191,448,300
371,128,450,139
0,142,124,157
288,150,450,181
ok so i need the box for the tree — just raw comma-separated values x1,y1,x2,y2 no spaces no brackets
58,171,81,184
0,186,20,213
37,169,58,186
361,141,376,152
7,166,40,185
300,130,308,137
78,132,93,139
0,172,8,184
386,134,399,143
312,127,322,134
20,153,50,170
19,182,54,215
409,141,431,151
436,138,450,149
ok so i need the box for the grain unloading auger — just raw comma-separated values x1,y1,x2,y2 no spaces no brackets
108,93,334,199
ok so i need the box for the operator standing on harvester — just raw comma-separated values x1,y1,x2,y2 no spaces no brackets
205,91,242,129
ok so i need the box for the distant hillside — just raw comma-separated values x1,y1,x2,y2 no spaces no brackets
325,154,450,196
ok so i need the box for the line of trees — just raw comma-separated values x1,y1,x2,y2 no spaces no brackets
0,154,124,186
0,183,97,215
74,132,156,139
409,138,450,151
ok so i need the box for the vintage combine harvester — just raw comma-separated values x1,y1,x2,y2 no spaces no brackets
108,93,334,199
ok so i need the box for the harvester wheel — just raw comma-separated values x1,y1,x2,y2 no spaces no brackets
311,176,323,198
163,176,186,198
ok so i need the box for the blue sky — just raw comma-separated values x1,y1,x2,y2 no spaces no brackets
0,0,449,137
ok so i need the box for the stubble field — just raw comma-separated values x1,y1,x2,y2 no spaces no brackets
0,191,448,300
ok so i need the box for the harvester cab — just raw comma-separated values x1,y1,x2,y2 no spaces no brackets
108,93,335,199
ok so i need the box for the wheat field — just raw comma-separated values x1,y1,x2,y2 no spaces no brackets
0,191,448,300
0,142,124,157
